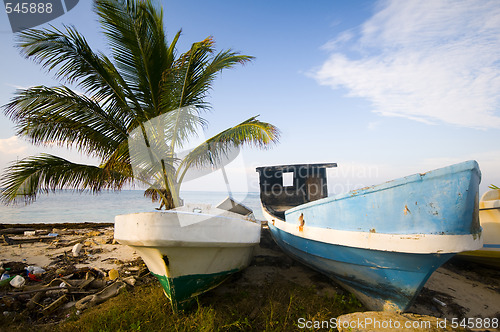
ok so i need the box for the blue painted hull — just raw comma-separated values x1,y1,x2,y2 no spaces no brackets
264,161,482,311
268,222,453,311
285,160,481,236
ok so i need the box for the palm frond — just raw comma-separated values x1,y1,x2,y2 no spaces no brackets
16,25,136,120
100,140,133,176
162,106,208,151
186,48,254,107
0,154,129,204
4,86,127,159
177,116,280,183
128,120,181,189
172,37,254,110
95,0,171,115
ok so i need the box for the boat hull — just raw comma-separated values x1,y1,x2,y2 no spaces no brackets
262,161,483,311
267,216,453,311
114,204,260,311
458,189,500,267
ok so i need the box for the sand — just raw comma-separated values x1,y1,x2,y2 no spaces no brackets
1,224,139,272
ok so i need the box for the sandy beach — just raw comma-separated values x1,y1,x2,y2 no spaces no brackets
1,222,499,329
1,223,139,271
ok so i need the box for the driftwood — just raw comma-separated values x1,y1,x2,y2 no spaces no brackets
0,228,35,235
7,286,73,296
1,235,58,245
43,294,68,316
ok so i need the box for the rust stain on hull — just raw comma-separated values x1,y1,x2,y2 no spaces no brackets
298,213,305,232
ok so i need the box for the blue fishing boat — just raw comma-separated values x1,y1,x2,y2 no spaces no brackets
256,161,483,311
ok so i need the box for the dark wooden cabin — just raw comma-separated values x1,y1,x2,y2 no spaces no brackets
256,163,337,220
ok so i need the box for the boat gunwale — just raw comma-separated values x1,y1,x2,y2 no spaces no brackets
285,160,480,216
261,204,482,254
115,209,257,224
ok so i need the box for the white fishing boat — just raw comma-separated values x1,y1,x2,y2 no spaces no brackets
114,198,260,311
458,189,500,267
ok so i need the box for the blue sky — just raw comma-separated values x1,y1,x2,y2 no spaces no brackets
0,0,499,195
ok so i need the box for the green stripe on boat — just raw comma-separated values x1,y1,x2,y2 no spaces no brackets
151,269,239,311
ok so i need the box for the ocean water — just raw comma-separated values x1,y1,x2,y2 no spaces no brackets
0,190,264,224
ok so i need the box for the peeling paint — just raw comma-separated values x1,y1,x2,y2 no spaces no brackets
404,205,411,215
162,255,170,267
400,235,422,240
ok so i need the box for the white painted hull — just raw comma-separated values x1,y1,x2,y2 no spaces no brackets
114,203,261,310
459,189,500,266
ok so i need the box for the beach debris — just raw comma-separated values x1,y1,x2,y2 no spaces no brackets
108,269,119,280
0,256,147,324
1,271,10,281
122,276,137,286
43,294,68,316
1,235,14,245
9,275,26,288
85,230,102,237
26,265,46,275
0,228,35,235
0,276,15,288
0,225,146,324
75,280,126,310
1,234,58,245
432,297,447,307
72,243,83,257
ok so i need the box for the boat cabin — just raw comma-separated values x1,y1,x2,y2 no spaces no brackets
256,163,337,219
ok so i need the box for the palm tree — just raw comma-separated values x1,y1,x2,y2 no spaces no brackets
0,0,279,209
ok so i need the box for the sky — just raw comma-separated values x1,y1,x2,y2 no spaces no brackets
0,0,500,196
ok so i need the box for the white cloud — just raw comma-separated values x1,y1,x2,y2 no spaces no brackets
313,0,500,129
0,136,28,155
326,152,500,196
320,30,354,51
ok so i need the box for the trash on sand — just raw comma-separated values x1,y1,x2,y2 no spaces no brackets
432,297,447,307
26,266,46,275
108,269,119,280
1,261,145,323
28,273,42,282
43,294,68,316
9,275,26,288
72,243,83,257
0,276,15,287
75,281,126,310
122,276,136,286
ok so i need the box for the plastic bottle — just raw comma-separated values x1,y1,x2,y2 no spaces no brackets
0,276,15,287
26,266,46,275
